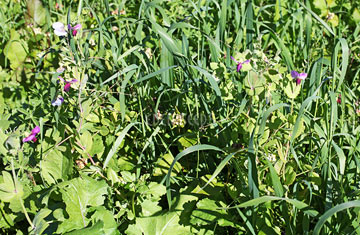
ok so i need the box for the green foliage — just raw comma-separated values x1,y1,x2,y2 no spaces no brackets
0,0,360,234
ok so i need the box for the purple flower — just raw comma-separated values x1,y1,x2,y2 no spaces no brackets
51,96,64,106
52,22,82,36
23,126,40,143
52,22,67,36
291,70,307,85
231,56,250,72
63,79,78,92
68,23,82,36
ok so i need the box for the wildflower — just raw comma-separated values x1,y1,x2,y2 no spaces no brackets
23,126,40,143
231,56,250,72
337,94,341,104
291,70,307,85
51,96,64,106
64,79,78,92
52,22,67,36
68,24,82,36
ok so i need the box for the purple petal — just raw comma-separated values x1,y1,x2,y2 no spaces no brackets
31,126,40,135
298,73,307,80
68,24,72,30
72,24,82,30
230,56,238,63
72,30,78,36
58,76,65,82
69,79,78,83
64,83,71,92
296,78,302,85
51,96,64,106
57,67,65,73
242,60,250,64
23,134,36,143
291,71,299,79
237,63,242,72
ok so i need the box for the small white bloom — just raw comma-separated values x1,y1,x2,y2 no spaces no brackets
52,22,67,36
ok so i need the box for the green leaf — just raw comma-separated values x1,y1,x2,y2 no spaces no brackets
56,176,108,234
64,221,104,235
90,207,120,235
190,198,234,227
30,209,52,235
284,80,301,99
26,0,46,25
0,171,23,203
313,201,360,235
4,29,28,70
125,211,190,235
41,149,72,185
245,71,265,96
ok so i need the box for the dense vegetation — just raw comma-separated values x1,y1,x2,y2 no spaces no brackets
1,0,360,234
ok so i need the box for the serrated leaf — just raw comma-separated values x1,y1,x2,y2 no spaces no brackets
56,176,108,233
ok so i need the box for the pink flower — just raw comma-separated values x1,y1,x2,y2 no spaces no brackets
231,56,250,72
337,94,341,104
291,71,307,85
58,76,78,92
23,126,40,143
68,24,82,36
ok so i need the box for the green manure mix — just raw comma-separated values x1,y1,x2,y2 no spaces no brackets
1,0,360,234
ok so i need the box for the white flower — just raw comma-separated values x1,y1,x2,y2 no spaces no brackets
52,22,67,36
51,96,64,106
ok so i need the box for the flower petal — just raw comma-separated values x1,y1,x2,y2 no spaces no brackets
64,83,71,92
23,134,36,143
291,70,299,79
230,56,238,63
72,24,82,30
69,79,78,83
298,73,307,80
237,63,242,72
31,126,40,135
57,67,65,73
52,22,64,30
243,60,250,64
54,29,67,36
51,96,64,106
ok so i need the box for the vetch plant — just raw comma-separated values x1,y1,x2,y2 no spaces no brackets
51,96,64,106
58,76,78,92
52,22,82,36
230,56,250,72
23,126,40,143
291,70,308,85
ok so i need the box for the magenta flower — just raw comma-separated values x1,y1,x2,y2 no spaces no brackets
23,126,40,143
231,56,250,72
58,76,78,92
291,71,307,85
68,24,82,36
337,94,341,104
52,22,82,36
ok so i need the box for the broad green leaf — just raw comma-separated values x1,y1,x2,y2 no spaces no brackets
4,29,28,70
90,207,120,235
245,71,265,96
125,211,190,235
26,0,46,25
0,171,23,203
41,149,71,185
153,153,182,177
65,221,104,235
56,176,108,233
190,198,234,227
30,209,52,235
284,80,301,99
